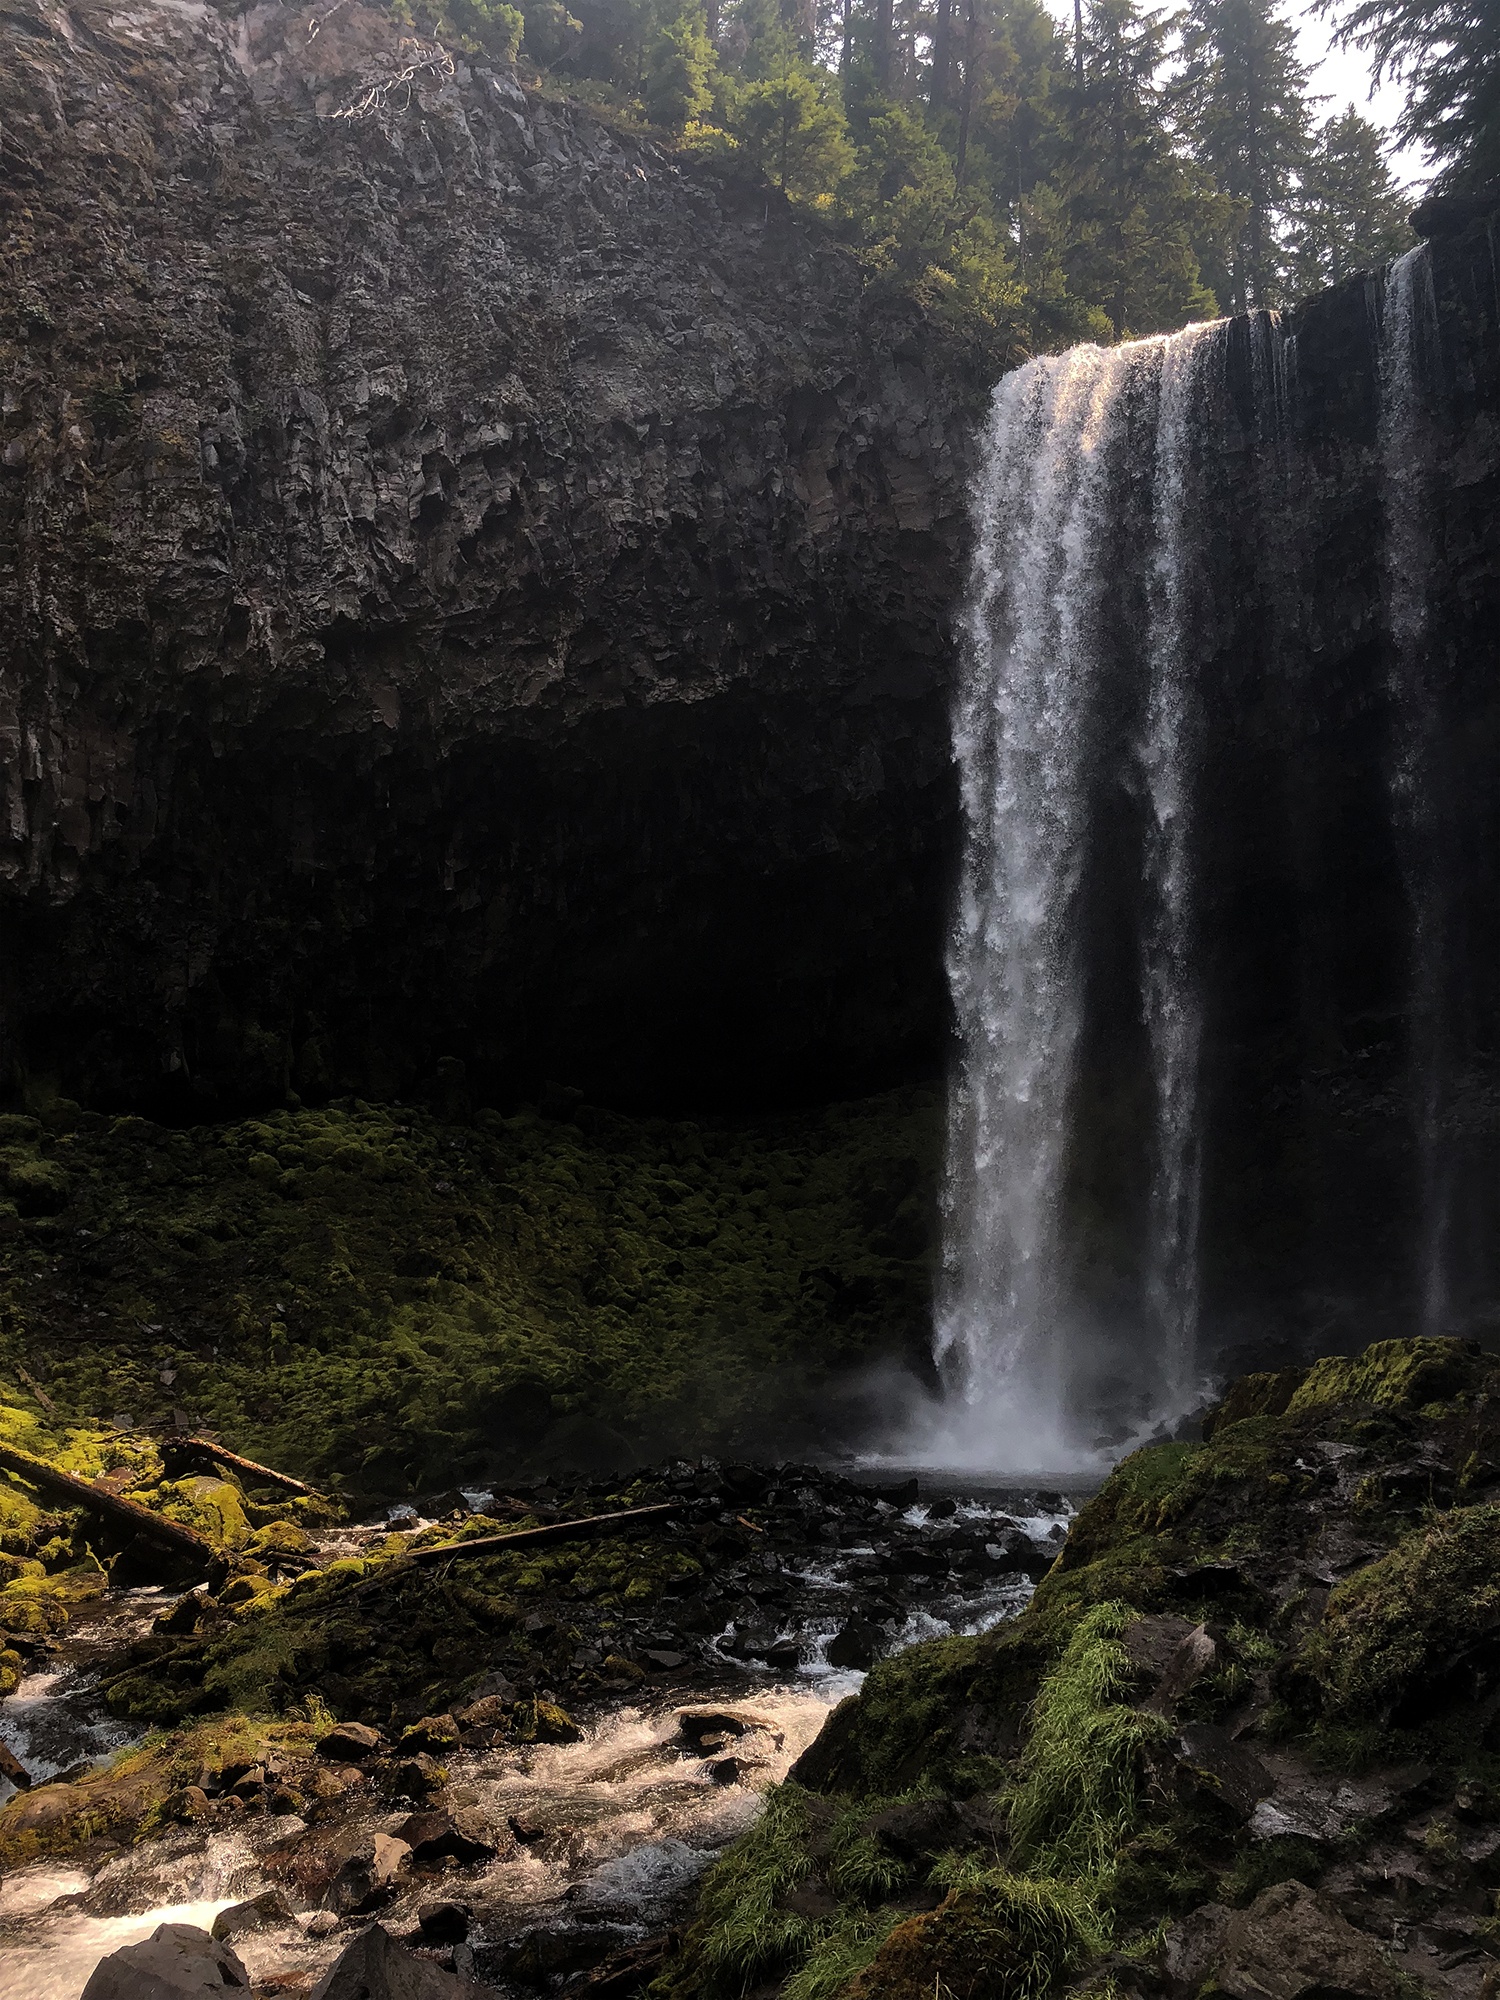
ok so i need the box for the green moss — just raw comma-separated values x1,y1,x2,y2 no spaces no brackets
1297,1504,1500,1720
1285,1338,1483,1419
848,1872,1106,2000
156,1476,252,1548
0,1090,939,1490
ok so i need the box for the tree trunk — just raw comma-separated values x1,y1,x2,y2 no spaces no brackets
170,1438,319,1497
932,0,953,107
956,0,978,183
402,1501,685,1566
875,0,894,88
0,1442,216,1566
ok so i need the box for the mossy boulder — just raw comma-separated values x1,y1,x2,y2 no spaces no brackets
156,1476,252,1549
1294,1503,1500,1723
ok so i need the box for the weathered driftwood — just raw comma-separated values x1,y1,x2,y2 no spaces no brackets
405,1501,682,1566
176,1437,318,1497
0,1737,31,1789
0,1442,216,1564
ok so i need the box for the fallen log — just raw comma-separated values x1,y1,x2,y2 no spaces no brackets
0,1737,31,1790
173,1437,319,1497
404,1501,682,1566
0,1442,216,1566
15,1365,55,1414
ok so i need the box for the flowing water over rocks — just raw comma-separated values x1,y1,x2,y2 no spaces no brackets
0,1467,1073,1999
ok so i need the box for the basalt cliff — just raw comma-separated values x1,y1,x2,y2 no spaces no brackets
0,0,977,1118
1,0,1499,1370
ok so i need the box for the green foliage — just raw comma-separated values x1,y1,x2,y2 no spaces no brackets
393,0,526,60
1176,0,1313,311
644,0,714,128
1319,0,1500,191
732,29,854,199
1060,0,1223,337
781,1910,902,2000
524,0,584,65
676,1784,823,1994
1007,1602,1172,1877
849,1871,1107,2000
1287,105,1413,294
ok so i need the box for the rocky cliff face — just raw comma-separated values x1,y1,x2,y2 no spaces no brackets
1,1,1497,1365
0,0,978,1115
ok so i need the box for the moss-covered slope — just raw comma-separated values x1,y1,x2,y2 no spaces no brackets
656,1336,1500,2000
0,1088,937,1490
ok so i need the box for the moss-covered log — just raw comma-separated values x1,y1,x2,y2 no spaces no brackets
0,1440,215,1567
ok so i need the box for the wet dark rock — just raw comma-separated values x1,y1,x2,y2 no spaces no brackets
268,1825,412,1914
1159,1903,1234,1998
705,1756,743,1784
1215,1882,1404,2000
865,1796,972,1861
80,1923,250,2000
1249,1770,1421,1844
390,1755,446,1797
311,1922,488,2000
318,1723,386,1763
501,1924,635,1982
400,1715,461,1755
1167,1726,1274,1819
455,1694,513,1732
1123,1614,1203,1684
397,1809,500,1865
827,1618,884,1669
211,1890,296,1943
418,1901,472,1945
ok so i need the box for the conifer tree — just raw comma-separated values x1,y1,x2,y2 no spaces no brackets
1288,105,1414,292
1061,0,1220,337
1319,0,1500,192
644,0,716,126
1176,0,1312,311
732,22,854,197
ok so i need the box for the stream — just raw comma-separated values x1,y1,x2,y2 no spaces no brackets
0,1479,1078,1999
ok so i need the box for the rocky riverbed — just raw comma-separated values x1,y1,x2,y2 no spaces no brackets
0,1447,1073,1997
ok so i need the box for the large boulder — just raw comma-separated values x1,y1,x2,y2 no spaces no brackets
1215,1882,1404,2000
310,1923,490,2000
80,1923,250,2000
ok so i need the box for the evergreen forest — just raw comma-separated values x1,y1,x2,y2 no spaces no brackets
377,0,1456,362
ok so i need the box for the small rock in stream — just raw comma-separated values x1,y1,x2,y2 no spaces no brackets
80,1922,250,2000
417,1900,472,1943
397,1808,499,1864
212,1888,297,1942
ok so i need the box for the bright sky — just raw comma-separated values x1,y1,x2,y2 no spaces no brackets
1292,3,1431,188
1039,0,1433,194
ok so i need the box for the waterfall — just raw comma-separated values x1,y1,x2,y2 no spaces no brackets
1138,324,1221,1414
932,322,1225,1470
1378,244,1450,1334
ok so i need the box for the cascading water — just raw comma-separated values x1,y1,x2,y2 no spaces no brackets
1379,243,1451,1336
927,322,1227,1471
1138,323,1221,1416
